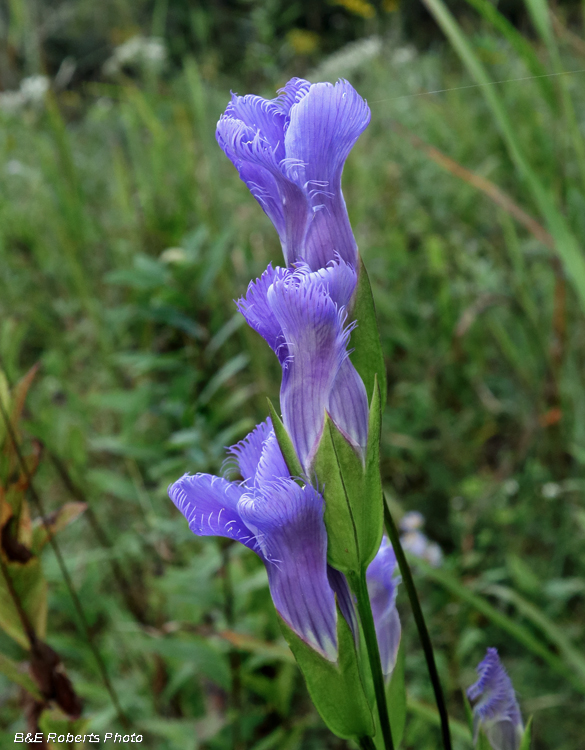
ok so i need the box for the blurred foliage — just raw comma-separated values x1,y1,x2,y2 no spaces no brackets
1,0,585,748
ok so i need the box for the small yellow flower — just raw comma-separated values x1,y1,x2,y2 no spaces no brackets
335,0,376,20
287,29,320,55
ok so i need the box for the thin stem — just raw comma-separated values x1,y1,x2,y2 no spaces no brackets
359,737,377,750
353,570,394,750
49,450,150,623
383,502,452,750
0,398,129,731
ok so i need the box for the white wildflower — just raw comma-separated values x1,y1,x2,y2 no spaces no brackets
20,75,50,102
0,75,49,114
399,510,425,532
503,478,519,497
308,36,382,82
103,36,167,76
542,482,561,499
392,46,417,65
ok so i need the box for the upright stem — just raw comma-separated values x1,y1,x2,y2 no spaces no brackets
353,570,394,750
383,503,452,750
359,737,378,750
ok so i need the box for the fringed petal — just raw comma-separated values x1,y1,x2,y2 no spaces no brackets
224,92,287,162
227,418,273,485
255,430,293,487
468,648,523,750
169,474,257,552
216,115,309,265
239,480,338,660
268,270,351,470
306,256,357,308
236,264,288,362
285,79,371,269
276,77,312,116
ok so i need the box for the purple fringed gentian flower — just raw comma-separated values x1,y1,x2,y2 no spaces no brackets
366,536,401,680
467,648,524,750
169,418,355,661
216,78,370,270
237,259,369,472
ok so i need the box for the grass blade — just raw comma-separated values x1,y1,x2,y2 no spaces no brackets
423,0,585,315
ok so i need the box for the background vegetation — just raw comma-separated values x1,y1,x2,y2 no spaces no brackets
1,0,584,748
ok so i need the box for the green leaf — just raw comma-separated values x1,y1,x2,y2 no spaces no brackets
38,708,90,749
0,558,47,647
0,652,43,701
278,607,375,740
313,388,384,573
462,689,474,736
363,376,384,567
267,400,303,478
386,641,406,748
349,256,387,412
32,502,87,554
519,716,533,750
312,415,361,573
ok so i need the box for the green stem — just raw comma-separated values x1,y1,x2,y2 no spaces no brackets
359,737,378,750
383,503,452,750
353,570,394,750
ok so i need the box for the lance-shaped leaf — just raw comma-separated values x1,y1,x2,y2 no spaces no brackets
349,256,387,412
519,717,532,750
313,378,384,574
267,399,303,479
0,652,43,701
278,603,375,740
0,558,47,647
31,502,87,554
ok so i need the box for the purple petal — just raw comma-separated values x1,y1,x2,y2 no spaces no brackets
328,357,369,458
238,480,337,660
169,474,257,552
224,93,287,162
275,77,312,115
366,537,401,678
285,80,371,269
216,116,309,266
268,270,352,470
236,264,288,362
255,430,292,486
227,419,273,485
305,256,357,308
468,648,523,745
327,566,358,639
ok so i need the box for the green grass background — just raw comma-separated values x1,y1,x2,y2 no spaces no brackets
1,1,585,748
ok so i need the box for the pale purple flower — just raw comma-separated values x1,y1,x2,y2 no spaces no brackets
467,648,524,750
366,536,401,679
237,259,368,472
400,511,444,567
168,418,354,660
216,78,370,270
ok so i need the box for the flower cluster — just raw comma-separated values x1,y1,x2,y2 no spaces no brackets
168,78,401,676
